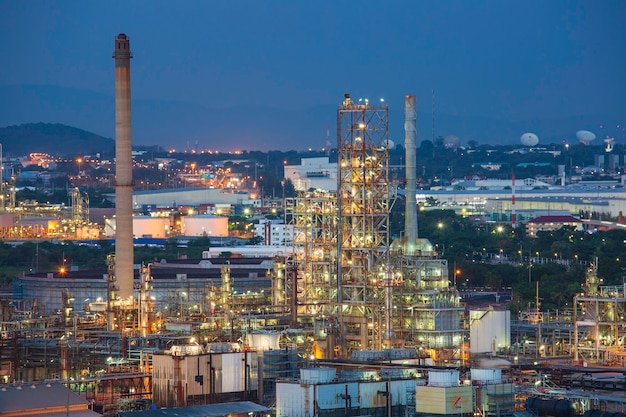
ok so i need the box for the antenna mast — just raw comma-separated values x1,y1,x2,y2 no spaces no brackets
432,89,436,144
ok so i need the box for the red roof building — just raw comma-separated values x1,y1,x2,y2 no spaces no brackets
526,215,583,237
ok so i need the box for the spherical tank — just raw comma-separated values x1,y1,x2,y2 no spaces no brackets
133,216,170,238
182,214,228,236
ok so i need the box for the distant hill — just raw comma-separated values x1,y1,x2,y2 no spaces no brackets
0,123,114,157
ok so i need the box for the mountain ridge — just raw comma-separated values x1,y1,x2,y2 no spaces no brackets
0,122,114,157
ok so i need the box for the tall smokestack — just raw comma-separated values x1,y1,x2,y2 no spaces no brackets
404,96,418,245
113,34,134,300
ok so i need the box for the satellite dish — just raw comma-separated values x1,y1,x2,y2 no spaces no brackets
443,135,461,149
520,132,539,147
387,139,395,149
576,130,596,145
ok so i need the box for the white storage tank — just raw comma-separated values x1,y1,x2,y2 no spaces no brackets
182,214,228,237
470,308,511,354
428,370,459,387
247,331,280,351
103,216,170,238
133,215,170,238
471,368,502,384
300,368,336,384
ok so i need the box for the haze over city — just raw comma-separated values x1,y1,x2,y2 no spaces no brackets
1,0,625,151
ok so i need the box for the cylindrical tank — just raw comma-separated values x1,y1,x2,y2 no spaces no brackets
469,308,511,354
471,368,502,384
247,332,280,351
428,370,459,387
300,368,336,384
181,214,228,236
133,216,169,238
526,397,574,417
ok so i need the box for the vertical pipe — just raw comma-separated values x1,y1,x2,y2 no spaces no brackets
404,96,418,247
384,264,394,344
113,33,134,300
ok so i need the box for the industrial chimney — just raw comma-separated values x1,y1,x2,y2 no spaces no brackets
112,34,134,301
404,96,418,252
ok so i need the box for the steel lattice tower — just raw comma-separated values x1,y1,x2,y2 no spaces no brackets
336,94,390,352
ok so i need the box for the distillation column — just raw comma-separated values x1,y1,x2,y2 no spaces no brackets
404,96,418,246
336,94,390,353
113,33,134,300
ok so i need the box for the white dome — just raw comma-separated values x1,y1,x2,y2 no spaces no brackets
520,132,539,147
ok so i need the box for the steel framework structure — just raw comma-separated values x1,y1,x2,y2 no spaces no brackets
388,240,465,360
336,94,390,353
574,261,626,365
287,193,338,319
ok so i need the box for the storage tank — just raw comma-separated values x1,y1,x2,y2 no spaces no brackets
133,215,170,238
103,216,170,238
17,217,59,233
526,398,574,417
428,370,459,387
247,331,280,351
470,308,511,354
471,368,502,384
181,214,228,237
300,368,336,384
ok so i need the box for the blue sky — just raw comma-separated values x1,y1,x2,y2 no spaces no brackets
1,0,625,150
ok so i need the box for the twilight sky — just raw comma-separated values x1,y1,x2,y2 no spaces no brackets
1,0,625,151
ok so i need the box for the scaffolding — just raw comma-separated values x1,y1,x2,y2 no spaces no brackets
286,94,391,356
261,348,302,405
